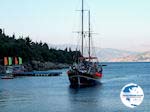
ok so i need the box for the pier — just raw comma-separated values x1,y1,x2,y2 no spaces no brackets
14,71,62,77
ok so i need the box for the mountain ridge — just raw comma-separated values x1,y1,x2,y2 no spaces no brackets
48,43,143,62
110,51,150,62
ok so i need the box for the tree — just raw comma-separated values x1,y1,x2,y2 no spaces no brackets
25,37,32,47
0,29,2,35
0,28,81,64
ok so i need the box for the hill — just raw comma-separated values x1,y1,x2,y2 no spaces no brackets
110,51,150,62
49,44,140,62
0,28,81,65
96,48,139,62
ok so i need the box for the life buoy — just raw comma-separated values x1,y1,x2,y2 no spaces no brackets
95,72,102,78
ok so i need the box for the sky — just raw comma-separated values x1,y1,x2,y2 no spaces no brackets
0,0,150,52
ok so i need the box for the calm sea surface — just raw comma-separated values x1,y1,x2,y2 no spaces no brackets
0,62,150,112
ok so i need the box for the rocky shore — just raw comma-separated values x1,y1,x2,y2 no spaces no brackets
0,65,4,73
0,61,70,73
30,61,69,71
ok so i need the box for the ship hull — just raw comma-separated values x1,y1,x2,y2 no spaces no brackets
68,72,101,87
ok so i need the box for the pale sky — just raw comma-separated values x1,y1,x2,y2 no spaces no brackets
0,0,150,52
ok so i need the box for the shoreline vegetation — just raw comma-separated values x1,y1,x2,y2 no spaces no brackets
0,28,81,73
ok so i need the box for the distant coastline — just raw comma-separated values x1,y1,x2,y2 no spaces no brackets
108,51,150,62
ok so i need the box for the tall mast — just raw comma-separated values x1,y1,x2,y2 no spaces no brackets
88,10,91,60
81,0,84,56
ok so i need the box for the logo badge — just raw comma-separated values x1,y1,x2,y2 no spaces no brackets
120,83,144,108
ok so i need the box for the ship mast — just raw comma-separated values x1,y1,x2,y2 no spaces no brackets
81,0,84,56
88,10,91,61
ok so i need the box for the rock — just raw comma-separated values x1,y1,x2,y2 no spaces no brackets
30,61,69,71
0,65,4,73
0,61,69,73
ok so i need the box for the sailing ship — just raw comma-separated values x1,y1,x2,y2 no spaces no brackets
67,0,103,87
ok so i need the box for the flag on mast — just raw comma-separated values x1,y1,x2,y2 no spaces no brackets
4,57,8,66
15,57,18,65
18,57,22,65
8,57,12,65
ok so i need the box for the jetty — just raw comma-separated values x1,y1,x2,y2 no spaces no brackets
14,71,62,77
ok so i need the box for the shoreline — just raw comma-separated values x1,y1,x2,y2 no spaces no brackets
30,61,69,71
1,61,149,74
0,61,70,74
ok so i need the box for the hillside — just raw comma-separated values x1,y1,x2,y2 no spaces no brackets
49,44,140,62
110,51,150,62
96,48,139,62
0,28,81,65
51,44,150,62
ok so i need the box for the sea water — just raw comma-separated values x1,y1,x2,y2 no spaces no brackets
0,62,150,112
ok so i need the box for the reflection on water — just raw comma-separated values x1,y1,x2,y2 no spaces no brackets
0,62,150,112
67,85,103,112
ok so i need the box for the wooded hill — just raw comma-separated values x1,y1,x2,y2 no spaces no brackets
0,28,81,65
